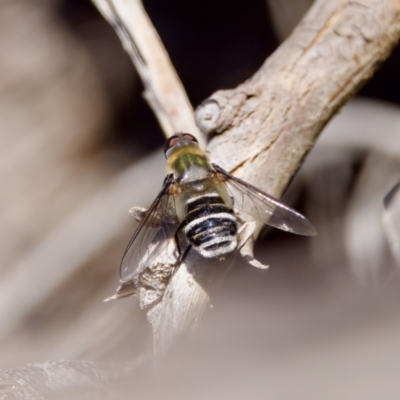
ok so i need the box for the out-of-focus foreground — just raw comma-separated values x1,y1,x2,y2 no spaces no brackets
1,0,400,398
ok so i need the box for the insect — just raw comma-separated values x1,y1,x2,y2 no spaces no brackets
120,133,316,283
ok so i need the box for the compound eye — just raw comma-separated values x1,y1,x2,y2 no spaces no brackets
164,135,181,156
164,133,199,157
182,133,198,143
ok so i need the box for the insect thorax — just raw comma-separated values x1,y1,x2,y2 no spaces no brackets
166,141,211,180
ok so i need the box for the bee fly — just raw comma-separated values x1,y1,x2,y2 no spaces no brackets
120,133,316,283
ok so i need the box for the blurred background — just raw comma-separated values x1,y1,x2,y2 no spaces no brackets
1,0,400,398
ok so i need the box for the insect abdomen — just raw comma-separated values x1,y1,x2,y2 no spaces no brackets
183,193,238,258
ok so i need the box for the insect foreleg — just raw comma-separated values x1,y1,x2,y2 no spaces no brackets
175,244,191,267
173,219,189,261
174,229,182,259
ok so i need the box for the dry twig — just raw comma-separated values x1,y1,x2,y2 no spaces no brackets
91,0,205,147
95,0,400,356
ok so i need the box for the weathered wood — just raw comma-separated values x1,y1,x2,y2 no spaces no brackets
94,0,400,357
91,0,205,147
199,0,400,193
160,0,400,355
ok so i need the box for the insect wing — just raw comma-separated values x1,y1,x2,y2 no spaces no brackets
213,164,317,236
120,175,178,281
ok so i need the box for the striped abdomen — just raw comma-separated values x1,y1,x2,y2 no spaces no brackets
183,193,238,258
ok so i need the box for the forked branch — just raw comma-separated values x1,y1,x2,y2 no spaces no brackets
94,0,400,356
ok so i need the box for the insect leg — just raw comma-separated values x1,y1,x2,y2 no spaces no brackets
175,244,192,267
161,221,191,291
174,230,182,259
165,245,192,291
173,218,189,260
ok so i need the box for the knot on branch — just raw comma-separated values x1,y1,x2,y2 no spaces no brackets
195,90,247,135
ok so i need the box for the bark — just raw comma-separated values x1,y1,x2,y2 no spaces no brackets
91,0,205,147
199,0,400,193
94,0,400,357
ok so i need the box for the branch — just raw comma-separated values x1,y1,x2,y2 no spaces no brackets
153,0,400,355
98,0,400,357
199,0,400,184
91,0,205,147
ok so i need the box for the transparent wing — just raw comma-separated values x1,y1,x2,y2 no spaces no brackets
212,164,317,236
120,174,179,281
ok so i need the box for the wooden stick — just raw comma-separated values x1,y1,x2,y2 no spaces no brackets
158,0,400,355
91,0,205,147
94,0,400,357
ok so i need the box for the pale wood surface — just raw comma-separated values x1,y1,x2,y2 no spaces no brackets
1,0,400,396
91,0,205,147
151,0,400,355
